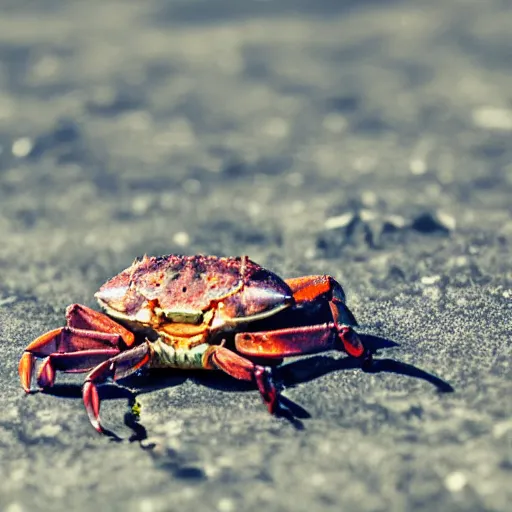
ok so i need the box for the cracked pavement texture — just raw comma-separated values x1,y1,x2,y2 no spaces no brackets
0,1,511,511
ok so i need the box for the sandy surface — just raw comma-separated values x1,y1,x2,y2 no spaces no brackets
0,1,511,511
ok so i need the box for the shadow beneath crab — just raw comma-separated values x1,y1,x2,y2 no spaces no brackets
40,334,453,442
131,334,452,439
41,383,150,441
278,334,454,393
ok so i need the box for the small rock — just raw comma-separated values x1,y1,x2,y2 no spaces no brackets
409,158,427,175
382,214,407,233
173,231,191,247
12,137,33,158
472,106,512,131
411,211,455,234
420,275,441,285
217,498,235,512
324,212,355,230
444,471,467,492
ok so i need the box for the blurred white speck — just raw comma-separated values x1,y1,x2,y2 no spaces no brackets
182,178,201,194
323,113,347,133
385,214,407,229
421,275,441,285
472,107,512,131
437,211,456,231
138,498,155,512
5,503,24,512
502,290,511,299
410,158,427,175
132,196,152,215
324,212,354,230
445,471,467,492
173,231,190,247
361,190,378,207
492,419,512,438
12,137,33,158
262,117,289,138
217,498,235,512
452,256,468,267
360,209,377,222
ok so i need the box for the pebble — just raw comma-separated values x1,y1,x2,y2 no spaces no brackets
421,275,441,285
217,498,235,512
12,137,33,158
411,211,455,233
138,498,156,512
472,107,512,131
444,471,467,492
324,212,355,230
173,231,191,247
409,158,427,175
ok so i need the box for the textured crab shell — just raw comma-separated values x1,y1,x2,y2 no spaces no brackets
95,255,293,322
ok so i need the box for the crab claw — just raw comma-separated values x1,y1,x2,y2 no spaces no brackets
254,366,278,414
18,352,35,393
37,358,56,388
337,325,365,358
83,381,102,433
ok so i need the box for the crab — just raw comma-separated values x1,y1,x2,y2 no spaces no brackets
19,254,371,435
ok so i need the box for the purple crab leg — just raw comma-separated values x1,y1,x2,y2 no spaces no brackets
205,346,278,413
19,304,135,392
83,343,151,433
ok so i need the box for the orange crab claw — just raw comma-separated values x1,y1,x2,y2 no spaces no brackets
19,352,35,393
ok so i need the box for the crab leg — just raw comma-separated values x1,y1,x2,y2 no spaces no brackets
285,275,358,326
19,304,135,392
36,349,121,388
205,346,278,413
234,321,366,358
83,342,151,433
282,274,369,359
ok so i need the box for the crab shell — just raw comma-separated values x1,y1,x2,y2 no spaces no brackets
94,255,295,336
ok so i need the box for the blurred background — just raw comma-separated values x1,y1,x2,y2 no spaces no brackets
0,1,511,511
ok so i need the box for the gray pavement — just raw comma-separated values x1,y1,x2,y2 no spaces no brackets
0,1,511,511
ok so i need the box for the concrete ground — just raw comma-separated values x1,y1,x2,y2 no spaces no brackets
0,1,511,511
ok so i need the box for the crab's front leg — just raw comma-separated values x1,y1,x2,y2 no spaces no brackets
286,275,370,361
82,342,151,433
19,304,135,391
204,346,278,413
235,275,372,365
